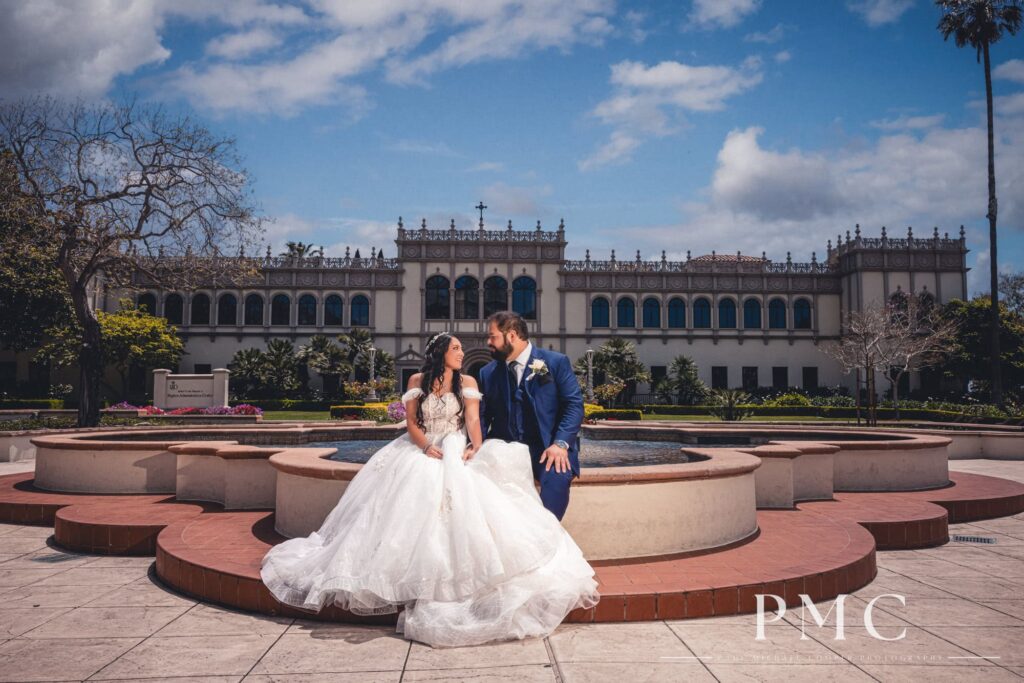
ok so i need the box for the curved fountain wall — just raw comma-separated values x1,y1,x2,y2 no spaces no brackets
26,422,973,561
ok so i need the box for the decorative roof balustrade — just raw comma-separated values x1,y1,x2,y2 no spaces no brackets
828,224,966,259
396,217,565,244
561,252,836,275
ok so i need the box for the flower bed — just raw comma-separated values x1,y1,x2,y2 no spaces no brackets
105,402,263,417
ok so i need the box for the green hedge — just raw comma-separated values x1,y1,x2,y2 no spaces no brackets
0,399,64,410
589,409,643,421
638,404,1023,425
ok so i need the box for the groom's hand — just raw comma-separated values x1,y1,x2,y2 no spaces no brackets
540,443,569,473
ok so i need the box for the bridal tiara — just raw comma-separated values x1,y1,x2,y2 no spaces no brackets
425,331,451,353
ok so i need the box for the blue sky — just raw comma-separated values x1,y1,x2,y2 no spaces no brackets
2,0,1022,294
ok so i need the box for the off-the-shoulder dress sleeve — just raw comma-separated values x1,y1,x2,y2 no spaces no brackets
401,388,424,403
463,388,483,400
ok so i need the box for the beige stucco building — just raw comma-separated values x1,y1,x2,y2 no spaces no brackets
1,219,970,401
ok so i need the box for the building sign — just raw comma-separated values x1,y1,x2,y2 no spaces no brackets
152,369,230,408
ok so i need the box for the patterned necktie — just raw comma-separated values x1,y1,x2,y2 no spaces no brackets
507,361,519,389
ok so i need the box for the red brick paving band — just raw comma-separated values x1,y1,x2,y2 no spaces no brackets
0,470,1021,623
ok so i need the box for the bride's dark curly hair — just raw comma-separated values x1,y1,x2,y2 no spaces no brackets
416,333,464,431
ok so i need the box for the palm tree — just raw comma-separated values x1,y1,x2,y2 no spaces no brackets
228,348,267,398
337,328,374,380
591,338,649,405
297,335,350,395
262,339,300,396
280,241,323,259
936,0,1022,406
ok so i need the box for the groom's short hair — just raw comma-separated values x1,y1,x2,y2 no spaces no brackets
487,311,529,340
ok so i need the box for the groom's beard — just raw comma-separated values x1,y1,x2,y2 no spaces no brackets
489,338,514,361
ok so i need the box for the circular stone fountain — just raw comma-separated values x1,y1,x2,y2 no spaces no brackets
29,421,955,561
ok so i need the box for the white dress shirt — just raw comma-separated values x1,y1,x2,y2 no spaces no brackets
507,342,533,386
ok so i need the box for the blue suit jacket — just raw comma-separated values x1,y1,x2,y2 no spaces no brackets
478,346,585,477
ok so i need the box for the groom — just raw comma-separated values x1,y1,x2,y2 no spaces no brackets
478,311,584,520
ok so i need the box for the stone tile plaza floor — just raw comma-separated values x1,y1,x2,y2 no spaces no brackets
0,459,1023,682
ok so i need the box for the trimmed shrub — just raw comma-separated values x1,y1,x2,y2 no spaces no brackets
588,409,642,421
0,399,64,410
766,392,812,407
330,403,391,421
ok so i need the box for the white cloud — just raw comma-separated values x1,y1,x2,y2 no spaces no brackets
384,0,614,85
710,127,848,221
622,10,649,43
995,59,1024,84
688,0,762,29
467,161,506,172
995,92,1024,117
590,111,1024,266
385,139,461,156
847,0,915,27
206,28,282,59
870,114,946,130
479,182,554,217
262,213,318,254
323,217,398,258
0,0,313,99
774,50,792,64
0,0,170,98
1,0,614,116
744,23,789,44
579,131,642,171
580,57,763,169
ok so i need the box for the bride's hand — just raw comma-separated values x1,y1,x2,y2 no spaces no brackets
462,444,477,462
423,444,443,459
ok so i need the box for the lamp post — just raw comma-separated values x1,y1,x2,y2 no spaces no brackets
367,347,378,401
585,348,595,402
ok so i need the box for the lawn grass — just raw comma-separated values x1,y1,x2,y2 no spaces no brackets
261,410,334,421
259,410,871,424
641,414,863,423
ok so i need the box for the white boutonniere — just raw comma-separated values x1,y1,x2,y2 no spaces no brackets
526,359,549,381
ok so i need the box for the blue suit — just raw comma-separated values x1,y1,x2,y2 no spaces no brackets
478,346,584,520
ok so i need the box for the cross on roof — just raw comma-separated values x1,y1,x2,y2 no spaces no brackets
475,201,487,228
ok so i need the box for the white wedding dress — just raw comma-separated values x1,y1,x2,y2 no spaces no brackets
260,387,600,648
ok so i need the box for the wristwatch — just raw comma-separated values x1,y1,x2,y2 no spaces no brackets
554,439,570,451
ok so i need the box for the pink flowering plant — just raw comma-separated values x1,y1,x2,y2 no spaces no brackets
386,401,406,422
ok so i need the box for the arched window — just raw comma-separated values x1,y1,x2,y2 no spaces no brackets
512,276,537,320
642,297,661,328
164,294,183,325
668,298,686,328
484,276,508,317
425,275,450,319
297,294,317,326
217,294,237,326
137,292,156,314
617,298,636,328
591,297,610,328
324,295,343,326
768,299,787,329
271,294,290,326
454,275,479,319
351,295,370,326
718,298,736,329
693,298,711,328
793,298,812,329
244,294,264,325
190,293,210,325
743,298,761,329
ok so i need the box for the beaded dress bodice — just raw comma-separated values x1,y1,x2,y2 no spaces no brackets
402,388,483,443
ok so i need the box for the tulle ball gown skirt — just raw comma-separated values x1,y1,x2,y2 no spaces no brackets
260,431,600,648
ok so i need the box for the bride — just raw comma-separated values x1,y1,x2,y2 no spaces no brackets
261,332,600,648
